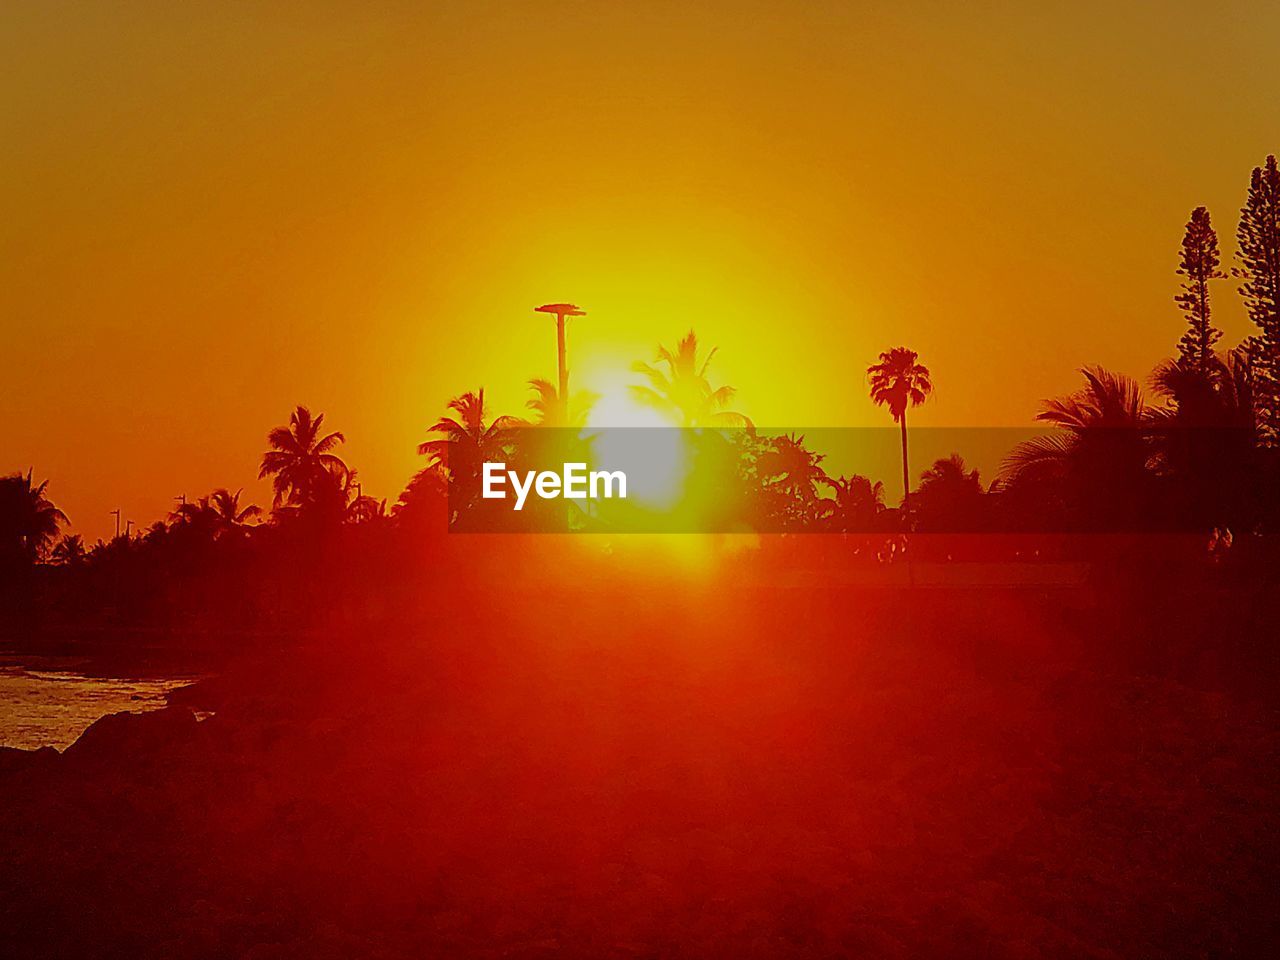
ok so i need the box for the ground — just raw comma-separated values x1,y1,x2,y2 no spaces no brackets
2,583,1276,958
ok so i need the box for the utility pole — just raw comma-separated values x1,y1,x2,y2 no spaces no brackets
534,303,586,411
110,508,121,539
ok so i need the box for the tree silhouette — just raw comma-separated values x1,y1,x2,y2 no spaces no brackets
516,378,598,429
50,533,87,566
209,488,262,531
418,389,515,470
1150,350,1258,529
168,497,222,540
632,331,751,428
0,470,68,566
1235,155,1280,439
914,454,985,532
757,433,829,528
820,474,885,533
1175,206,1225,374
1001,367,1153,530
172,489,262,535
418,390,517,527
259,406,348,509
335,470,385,524
867,347,932,522
393,463,449,531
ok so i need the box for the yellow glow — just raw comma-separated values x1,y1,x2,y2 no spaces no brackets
585,387,687,508
4,3,1278,538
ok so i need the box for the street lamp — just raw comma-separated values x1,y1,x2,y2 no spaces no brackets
534,302,586,405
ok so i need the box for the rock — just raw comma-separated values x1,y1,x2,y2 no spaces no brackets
63,706,202,768
0,744,59,778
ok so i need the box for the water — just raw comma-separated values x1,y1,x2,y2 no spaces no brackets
0,660,196,751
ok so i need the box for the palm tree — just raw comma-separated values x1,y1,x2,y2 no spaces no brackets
169,498,220,539
51,533,87,566
820,474,885,533
418,389,516,471
0,470,69,565
209,488,262,534
632,331,751,428
867,347,933,520
209,488,261,527
259,406,347,509
914,454,985,532
518,378,598,429
1000,366,1153,531
760,433,829,498
335,470,385,524
167,489,260,542
419,390,517,527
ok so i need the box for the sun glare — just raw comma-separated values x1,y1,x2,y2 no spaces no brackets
585,388,686,508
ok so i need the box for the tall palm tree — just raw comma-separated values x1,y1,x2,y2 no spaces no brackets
867,348,933,519
632,331,751,428
0,470,69,565
259,406,347,509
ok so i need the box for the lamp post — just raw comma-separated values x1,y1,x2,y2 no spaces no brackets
534,303,586,407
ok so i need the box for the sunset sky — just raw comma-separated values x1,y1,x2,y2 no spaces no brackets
4,1,1279,538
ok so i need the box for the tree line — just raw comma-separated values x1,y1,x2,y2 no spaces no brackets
3,154,1278,567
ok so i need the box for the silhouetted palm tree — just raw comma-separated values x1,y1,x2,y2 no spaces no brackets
259,406,347,509
209,488,262,530
51,533,87,566
749,433,829,529
335,470,385,524
518,378,598,428
632,331,751,428
760,433,828,499
0,470,69,565
868,347,932,521
419,390,517,527
419,389,516,471
914,454,986,532
1001,367,1154,530
820,474,885,532
169,498,221,539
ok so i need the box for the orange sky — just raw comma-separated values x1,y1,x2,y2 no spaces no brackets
3,1,1278,538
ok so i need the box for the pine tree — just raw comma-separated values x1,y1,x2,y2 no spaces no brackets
1235,155,1280,438
1175,206,1224,373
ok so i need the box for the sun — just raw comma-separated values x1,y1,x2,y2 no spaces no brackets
584,386,686,508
